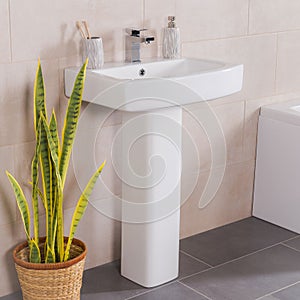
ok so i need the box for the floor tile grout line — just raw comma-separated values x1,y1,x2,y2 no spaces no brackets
124,289,158,300
255,280,300,300
212,236,300,269
281,243,300,253
178,281,212,300
180,269,211,281
281,234,300,243
179,250,214,268
179,241,292,282
124,280,177,300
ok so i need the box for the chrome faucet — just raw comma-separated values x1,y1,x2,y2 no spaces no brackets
125,28,155,63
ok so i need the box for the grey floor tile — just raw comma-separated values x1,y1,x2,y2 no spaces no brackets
180,217,297,266
261,282,300,300
181,244,300,300
282,236,300,251
0,292,22,300
81,260,146,300
179,251,211,279
81,253,211,299
129,282,208,300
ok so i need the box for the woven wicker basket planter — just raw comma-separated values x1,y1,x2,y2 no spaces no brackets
13,237,87,300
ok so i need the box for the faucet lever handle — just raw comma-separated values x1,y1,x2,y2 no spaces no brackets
126,28,148,37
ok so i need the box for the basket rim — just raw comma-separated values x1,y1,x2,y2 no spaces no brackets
13,237,87,270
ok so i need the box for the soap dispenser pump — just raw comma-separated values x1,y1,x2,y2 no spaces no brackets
162,16,180,59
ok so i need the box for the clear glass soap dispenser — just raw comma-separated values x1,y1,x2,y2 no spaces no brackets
162,16,180,59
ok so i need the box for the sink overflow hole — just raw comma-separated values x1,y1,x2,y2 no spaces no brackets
139,68,146,76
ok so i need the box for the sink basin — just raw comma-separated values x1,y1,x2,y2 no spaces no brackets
65,58,243,112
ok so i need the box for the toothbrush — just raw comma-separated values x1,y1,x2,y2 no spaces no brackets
76,21,87,39
82,20,91,39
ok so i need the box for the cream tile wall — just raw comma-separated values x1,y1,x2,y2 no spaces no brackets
276,31,300,94
0,0,11,63
0,0,299,296
176,0,249,42
249,0,300,34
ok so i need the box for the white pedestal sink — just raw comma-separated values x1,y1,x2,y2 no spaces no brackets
65,58,243,287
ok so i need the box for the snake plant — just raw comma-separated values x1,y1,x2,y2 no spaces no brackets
6,60,105,263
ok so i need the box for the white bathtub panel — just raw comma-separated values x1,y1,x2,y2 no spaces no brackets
253,116,300,233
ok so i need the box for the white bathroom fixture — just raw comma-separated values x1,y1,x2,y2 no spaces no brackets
125,28,155,63
65,58,243,288
65,58,243,112
254,99,300,233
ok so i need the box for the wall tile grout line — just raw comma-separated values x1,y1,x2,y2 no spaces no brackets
249,27,300,36
142,0,146,28
179,250,213,268
188,156,255,177
255,280,300,300
241,100,247,162
181,31,279,46
247,0,251,35
274,33,279,94
178,281,212,300
174,0,177,16
7,0,12,62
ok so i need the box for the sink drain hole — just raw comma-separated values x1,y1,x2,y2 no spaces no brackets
139,68,146,76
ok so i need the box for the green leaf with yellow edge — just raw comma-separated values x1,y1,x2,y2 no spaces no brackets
34,59,47,133
28,182,46,209
64,160,106,261
31,118,42,244
29,239,41,263
49,110,59,244
49,110,60,158
59,60,87,187
6,172,31,243
45,244,55,263
39,116,53,249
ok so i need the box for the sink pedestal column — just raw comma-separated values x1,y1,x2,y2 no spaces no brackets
121,106,182,288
